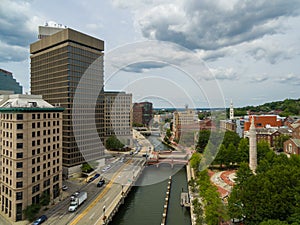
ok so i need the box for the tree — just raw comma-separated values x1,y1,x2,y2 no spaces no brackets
257,140,272,163
166,128,172,138
229,159,300,225
226,143,237,166
190,152,202,170
212,144,227,168
196,130,210,153
274,134,290,152
259,220,289,225
40,192,50,206
237,138,249,163
81,163,93,173
23,204,41,222
105,135,125,150
222,131,241,148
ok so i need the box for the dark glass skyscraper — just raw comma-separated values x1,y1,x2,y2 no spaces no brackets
0,69,22,94
30,26,105,172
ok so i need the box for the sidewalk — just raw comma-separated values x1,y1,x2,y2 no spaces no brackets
186,163,199,225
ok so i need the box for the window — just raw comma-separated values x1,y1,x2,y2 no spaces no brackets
32,158,35,164
17,133,23,139
32,123,35,129
17,143,23,149
32,141,35,147
16,162,23,168
16,124,23,130
32,176,35,183
32,184,40,194
37,122,40,128
16,172,23,178
32,167,35,173
16,114,23,120
32,114,35,120
16,192,23,200
32,132,35,138
16,153,23,158
16,182,23,188
53,174,59,182
43,179,50,188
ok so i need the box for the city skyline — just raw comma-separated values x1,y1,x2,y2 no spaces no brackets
0,0,300,108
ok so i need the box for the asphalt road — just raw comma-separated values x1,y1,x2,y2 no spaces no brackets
43,157,144,225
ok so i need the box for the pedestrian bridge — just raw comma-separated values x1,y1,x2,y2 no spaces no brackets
146,151,189,167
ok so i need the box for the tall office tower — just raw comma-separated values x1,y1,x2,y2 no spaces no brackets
30,26,105,174
0,69,22,94
104,92,132,146
0,94,63,222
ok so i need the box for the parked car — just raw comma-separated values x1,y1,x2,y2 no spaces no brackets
87,177,95,183
97,179,105,187
94,173,100,179
62,185,68,191
32,215,47,225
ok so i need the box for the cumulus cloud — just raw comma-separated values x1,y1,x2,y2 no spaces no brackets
247,41,295,64
0,0,43,62
138,0,300,51
209,67,238,81
277,73,300,85
122,61,166,73
250,74,269,83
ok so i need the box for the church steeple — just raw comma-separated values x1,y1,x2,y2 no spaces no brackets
229,99,234,120
249,116,257,173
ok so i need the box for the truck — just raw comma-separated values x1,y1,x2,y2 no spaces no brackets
68,191,87,212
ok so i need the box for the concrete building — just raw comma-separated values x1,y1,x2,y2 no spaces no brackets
173,108,198,142
284,122,300,156
0,69,22,94
30,25,105,173
0,94,63,222
104,91,132,146
132,102,153,126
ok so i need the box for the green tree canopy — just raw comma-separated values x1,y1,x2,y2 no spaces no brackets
196,129,210,153
105,135,125,150
229,155,300,225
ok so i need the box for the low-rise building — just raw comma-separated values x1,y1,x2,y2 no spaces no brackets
104,91,132,146
0,94,63,222
132,102,153,126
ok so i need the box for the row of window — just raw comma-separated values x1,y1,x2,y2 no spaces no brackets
32,120,60,129
1,113,60,121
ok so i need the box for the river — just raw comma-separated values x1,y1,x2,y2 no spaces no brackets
110,136,191,225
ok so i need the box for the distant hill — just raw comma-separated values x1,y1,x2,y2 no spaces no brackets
234,98,300,117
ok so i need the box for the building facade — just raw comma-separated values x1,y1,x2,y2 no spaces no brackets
30,26,105,171
284,122,300,156
132,102,153,126
104,91,132,146
0,69,22,94
244,115,283,132
0,94,63,222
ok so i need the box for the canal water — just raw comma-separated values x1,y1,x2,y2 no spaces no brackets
110,136,191,225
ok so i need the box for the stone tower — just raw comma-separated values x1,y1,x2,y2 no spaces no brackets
229,100,234,120
249,116,257,172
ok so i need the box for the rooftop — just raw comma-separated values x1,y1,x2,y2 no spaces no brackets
0,94,64,112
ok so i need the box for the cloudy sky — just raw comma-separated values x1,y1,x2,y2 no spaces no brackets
1,0,300,108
